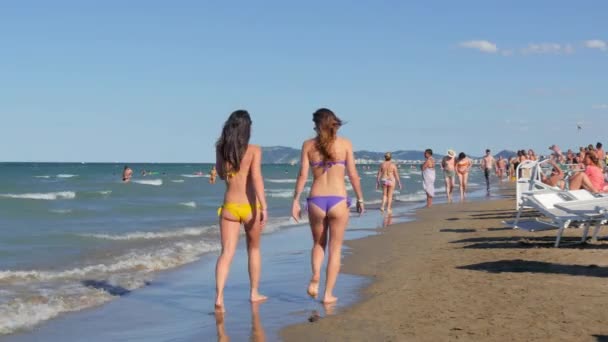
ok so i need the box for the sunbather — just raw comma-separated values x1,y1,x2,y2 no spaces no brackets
540,160,565,189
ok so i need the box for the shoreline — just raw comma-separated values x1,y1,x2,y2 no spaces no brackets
281,185,608,341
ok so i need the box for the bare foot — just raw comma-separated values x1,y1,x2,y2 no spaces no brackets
250,292,268,303
307,281,319,298
214,303,225,313
380,206,385,213
322,295,338,304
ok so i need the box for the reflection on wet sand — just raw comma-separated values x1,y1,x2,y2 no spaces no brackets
215,302,266,342
383,214,393,227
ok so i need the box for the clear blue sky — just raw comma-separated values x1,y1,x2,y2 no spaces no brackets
1,0,606,162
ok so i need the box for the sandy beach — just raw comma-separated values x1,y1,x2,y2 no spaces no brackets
282,188,608,341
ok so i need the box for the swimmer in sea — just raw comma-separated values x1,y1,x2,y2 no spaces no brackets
376,152,402,214
122,165,133,182
209,165,217,184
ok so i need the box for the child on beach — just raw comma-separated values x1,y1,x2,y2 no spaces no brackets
214,110,268,312
291,108,364,304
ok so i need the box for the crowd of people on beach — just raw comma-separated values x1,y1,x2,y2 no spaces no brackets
123,109,607,315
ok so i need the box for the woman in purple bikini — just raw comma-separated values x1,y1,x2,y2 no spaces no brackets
291,108,365,304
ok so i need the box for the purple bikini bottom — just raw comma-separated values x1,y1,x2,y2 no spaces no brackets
307,196,352,213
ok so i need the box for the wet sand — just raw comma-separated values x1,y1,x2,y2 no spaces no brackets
282,189,608,341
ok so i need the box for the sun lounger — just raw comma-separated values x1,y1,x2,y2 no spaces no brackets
504,191,603,247
554,198,608,242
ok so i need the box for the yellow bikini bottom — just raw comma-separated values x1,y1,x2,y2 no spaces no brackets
218,203,261,222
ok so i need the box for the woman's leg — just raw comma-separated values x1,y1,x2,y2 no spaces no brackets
381,185,388,212
463,172,469,199
457,173,465,201
215,216,241,311
445,175,451,202
244,212,266,303
323,202,350,304
307,204,328,298
386,185,395,213
569,172,598,192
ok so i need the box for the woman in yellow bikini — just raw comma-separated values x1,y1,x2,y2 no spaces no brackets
214,110,268,312
291,108,364,304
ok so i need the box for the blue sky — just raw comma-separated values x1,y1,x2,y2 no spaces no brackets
1,0,606,162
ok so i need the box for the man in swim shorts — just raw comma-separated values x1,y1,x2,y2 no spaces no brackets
480,149,495,195
441,149,456,202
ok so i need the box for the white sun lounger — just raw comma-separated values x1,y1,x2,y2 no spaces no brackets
504,191,604,247
554,198,608,243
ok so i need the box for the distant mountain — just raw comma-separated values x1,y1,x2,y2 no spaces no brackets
262,146,518,164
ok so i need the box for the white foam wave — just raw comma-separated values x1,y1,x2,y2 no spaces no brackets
97,190,112,196
132,179,163,186
34,175,51,179
49,209,72,214
80,226,214,241
0,290,112,335
266,179,296,183
171,179,185,183
179,201,197,208
396,193,427,203
0,240,220,283
56,174,77,178
181,174,208,178
267,189,295,198
0,191,76,201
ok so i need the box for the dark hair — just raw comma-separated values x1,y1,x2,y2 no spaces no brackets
313,108,342,161
458,152,466,160
123,165,129,170
216,110,252,174
596,142,602,149
586,150,600,167
485,149,490,153
425,149,433,156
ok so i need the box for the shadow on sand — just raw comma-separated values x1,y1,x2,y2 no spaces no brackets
440,228,476,233
451,236,608,250
458,259,608,278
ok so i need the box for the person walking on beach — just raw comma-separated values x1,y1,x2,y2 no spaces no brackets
214,110,268,312
421,149,435,207
496,156,507,182
480,149,495,195
376,152,402,214
441,150,456,202
291,108,364,304
456,152,472,201
122,165,132,182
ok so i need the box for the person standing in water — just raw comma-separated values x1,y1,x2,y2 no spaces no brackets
480,149,495,195
122,165,133,182
421,149,436,207
291,108,365,304
214,110,268,312
376,152,402,214
441,149,456,202
209,165,217,184
456,152,472,201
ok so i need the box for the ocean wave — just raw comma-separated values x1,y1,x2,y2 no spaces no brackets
34,175,51,179
171,179,185,183
395,193,427,203
0,289,113,335
0,240,220,283
49,209,73,214
179,201,197,208
132,179,163,186
266,179,296,183
0,191,76,201
267,189,295,198
180,174,209,178
79,226,215,241
56,174,77,178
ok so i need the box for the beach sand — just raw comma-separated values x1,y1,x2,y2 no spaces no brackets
282,189,608,341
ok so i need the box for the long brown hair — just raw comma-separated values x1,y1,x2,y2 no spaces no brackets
216,110,252,174
313,108,342,161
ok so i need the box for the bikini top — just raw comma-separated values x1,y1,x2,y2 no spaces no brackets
310,160,347,172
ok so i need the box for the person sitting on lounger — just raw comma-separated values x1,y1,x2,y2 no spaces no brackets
540,160,565,190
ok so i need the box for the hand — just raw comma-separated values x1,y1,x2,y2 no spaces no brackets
291,200,301,223
356,201,365,216
260,209,268,227
399,183,403,190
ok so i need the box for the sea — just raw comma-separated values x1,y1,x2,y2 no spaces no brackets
0,162,491,337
